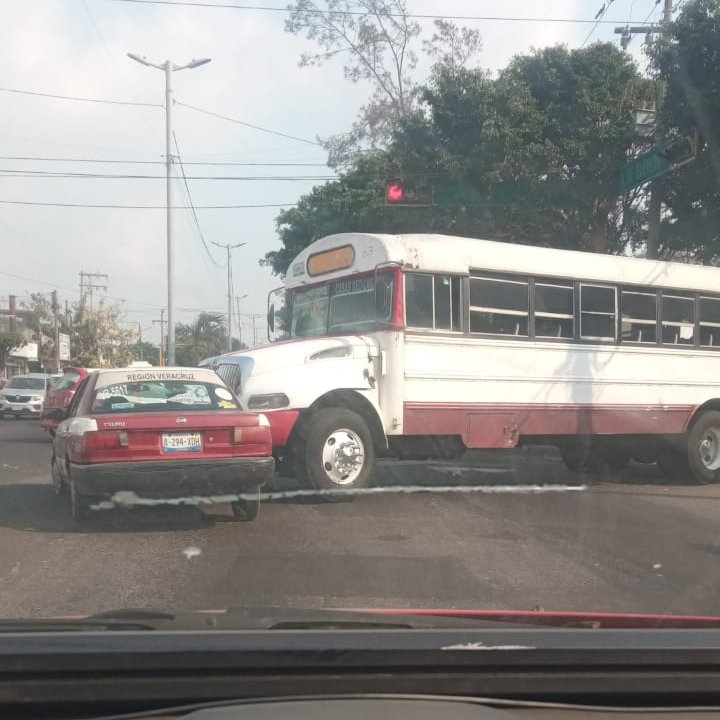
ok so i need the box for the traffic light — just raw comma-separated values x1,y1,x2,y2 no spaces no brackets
385,179,432,206
657,132,699,169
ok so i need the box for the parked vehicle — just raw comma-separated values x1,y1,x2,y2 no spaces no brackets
0,373,51,419
203,232,720,492
41,367,95,436
50,366,274,523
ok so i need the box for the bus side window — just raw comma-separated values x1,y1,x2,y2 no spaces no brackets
435,275,463,330
405,274,434,328
621,289,658,344
580,284,616,340
662,294,694,345
700,296,720,347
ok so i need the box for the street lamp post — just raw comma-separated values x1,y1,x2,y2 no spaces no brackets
127,53,211,365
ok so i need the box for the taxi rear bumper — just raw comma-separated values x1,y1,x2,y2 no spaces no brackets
69,457,274,504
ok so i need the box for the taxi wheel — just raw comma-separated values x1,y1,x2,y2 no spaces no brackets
231,491,260,522
51,455,67,495
70,481,90,524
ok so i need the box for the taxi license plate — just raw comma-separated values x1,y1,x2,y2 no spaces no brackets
162,433,202,453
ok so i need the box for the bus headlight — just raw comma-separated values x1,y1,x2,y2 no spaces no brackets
248,393,290,410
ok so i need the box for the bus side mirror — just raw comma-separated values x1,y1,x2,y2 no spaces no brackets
267,304,275,333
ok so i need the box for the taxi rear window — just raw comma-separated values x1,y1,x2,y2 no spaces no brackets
90,380,238,413
52,371,81,391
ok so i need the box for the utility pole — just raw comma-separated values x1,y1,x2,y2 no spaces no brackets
137,322,143,361
153,309,166,366
235,294,248,347
79,271,108,312
616,0,673,259
211,241,246,353
51,290,59,372
127,52,211,365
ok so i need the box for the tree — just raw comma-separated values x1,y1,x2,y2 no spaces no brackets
285,2,480,165
264,42,652,275
0,332,25,375
175,312,228,367
70,301,136,367
286,0,421,166
649,0,720,263
134,341,160,366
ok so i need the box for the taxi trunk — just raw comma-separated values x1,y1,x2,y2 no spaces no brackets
82,412,270,464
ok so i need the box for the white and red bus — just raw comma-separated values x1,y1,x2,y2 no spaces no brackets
202,232,720,490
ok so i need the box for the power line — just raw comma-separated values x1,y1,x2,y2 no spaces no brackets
581,0,615,48
0,199,296,209
172,131,226,268
0,155,329,166
0,86,162,108
0,268,241,314
0,168,336,180
101,0,661,24
175,100,323,146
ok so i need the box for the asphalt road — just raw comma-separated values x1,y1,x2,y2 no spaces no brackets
0,418,719,619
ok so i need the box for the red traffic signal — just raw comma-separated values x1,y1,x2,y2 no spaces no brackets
387,183,405,203
385,179,432,206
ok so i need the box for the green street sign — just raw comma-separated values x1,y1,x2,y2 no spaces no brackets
431,178,574,207
620,150,671,192
432,179,489,207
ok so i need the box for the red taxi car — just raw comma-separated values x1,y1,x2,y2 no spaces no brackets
50,367,274,523
41,367,95,437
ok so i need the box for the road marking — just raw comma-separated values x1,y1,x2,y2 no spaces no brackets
89,484,587,510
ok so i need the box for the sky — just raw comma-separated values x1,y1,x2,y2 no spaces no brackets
0,0,667,347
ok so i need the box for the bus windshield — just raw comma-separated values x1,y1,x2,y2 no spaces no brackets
290,273,393,338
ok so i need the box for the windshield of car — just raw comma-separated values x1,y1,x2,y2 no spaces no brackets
5,377,45,391
90,381,238,413
3,0,720,636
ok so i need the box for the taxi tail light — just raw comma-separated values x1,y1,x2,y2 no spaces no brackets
80,430,129,462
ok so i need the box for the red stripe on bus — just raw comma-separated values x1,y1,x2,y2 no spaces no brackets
403,402,696,448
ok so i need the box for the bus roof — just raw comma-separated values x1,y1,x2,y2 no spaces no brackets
286,233,720,295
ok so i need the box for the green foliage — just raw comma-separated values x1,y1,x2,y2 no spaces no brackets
70,301,136,368
0,332,26,373
649,0,720,262
175,313,229,367
134,341,160,367
265,43,652,275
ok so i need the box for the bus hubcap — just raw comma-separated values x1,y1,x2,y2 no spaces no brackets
699,428,720,471
322,429,365,486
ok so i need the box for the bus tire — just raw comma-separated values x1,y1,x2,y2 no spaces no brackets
559,438,592,472
297,407,375,501
687,411,720,484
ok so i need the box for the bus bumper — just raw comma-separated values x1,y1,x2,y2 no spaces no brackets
267,409,300,448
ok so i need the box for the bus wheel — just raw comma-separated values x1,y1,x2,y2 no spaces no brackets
595,442,630,472
687,411,720,484
298,407,375,500
559,439,592,472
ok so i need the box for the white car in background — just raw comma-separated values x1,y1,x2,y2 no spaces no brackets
0,373,51,419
